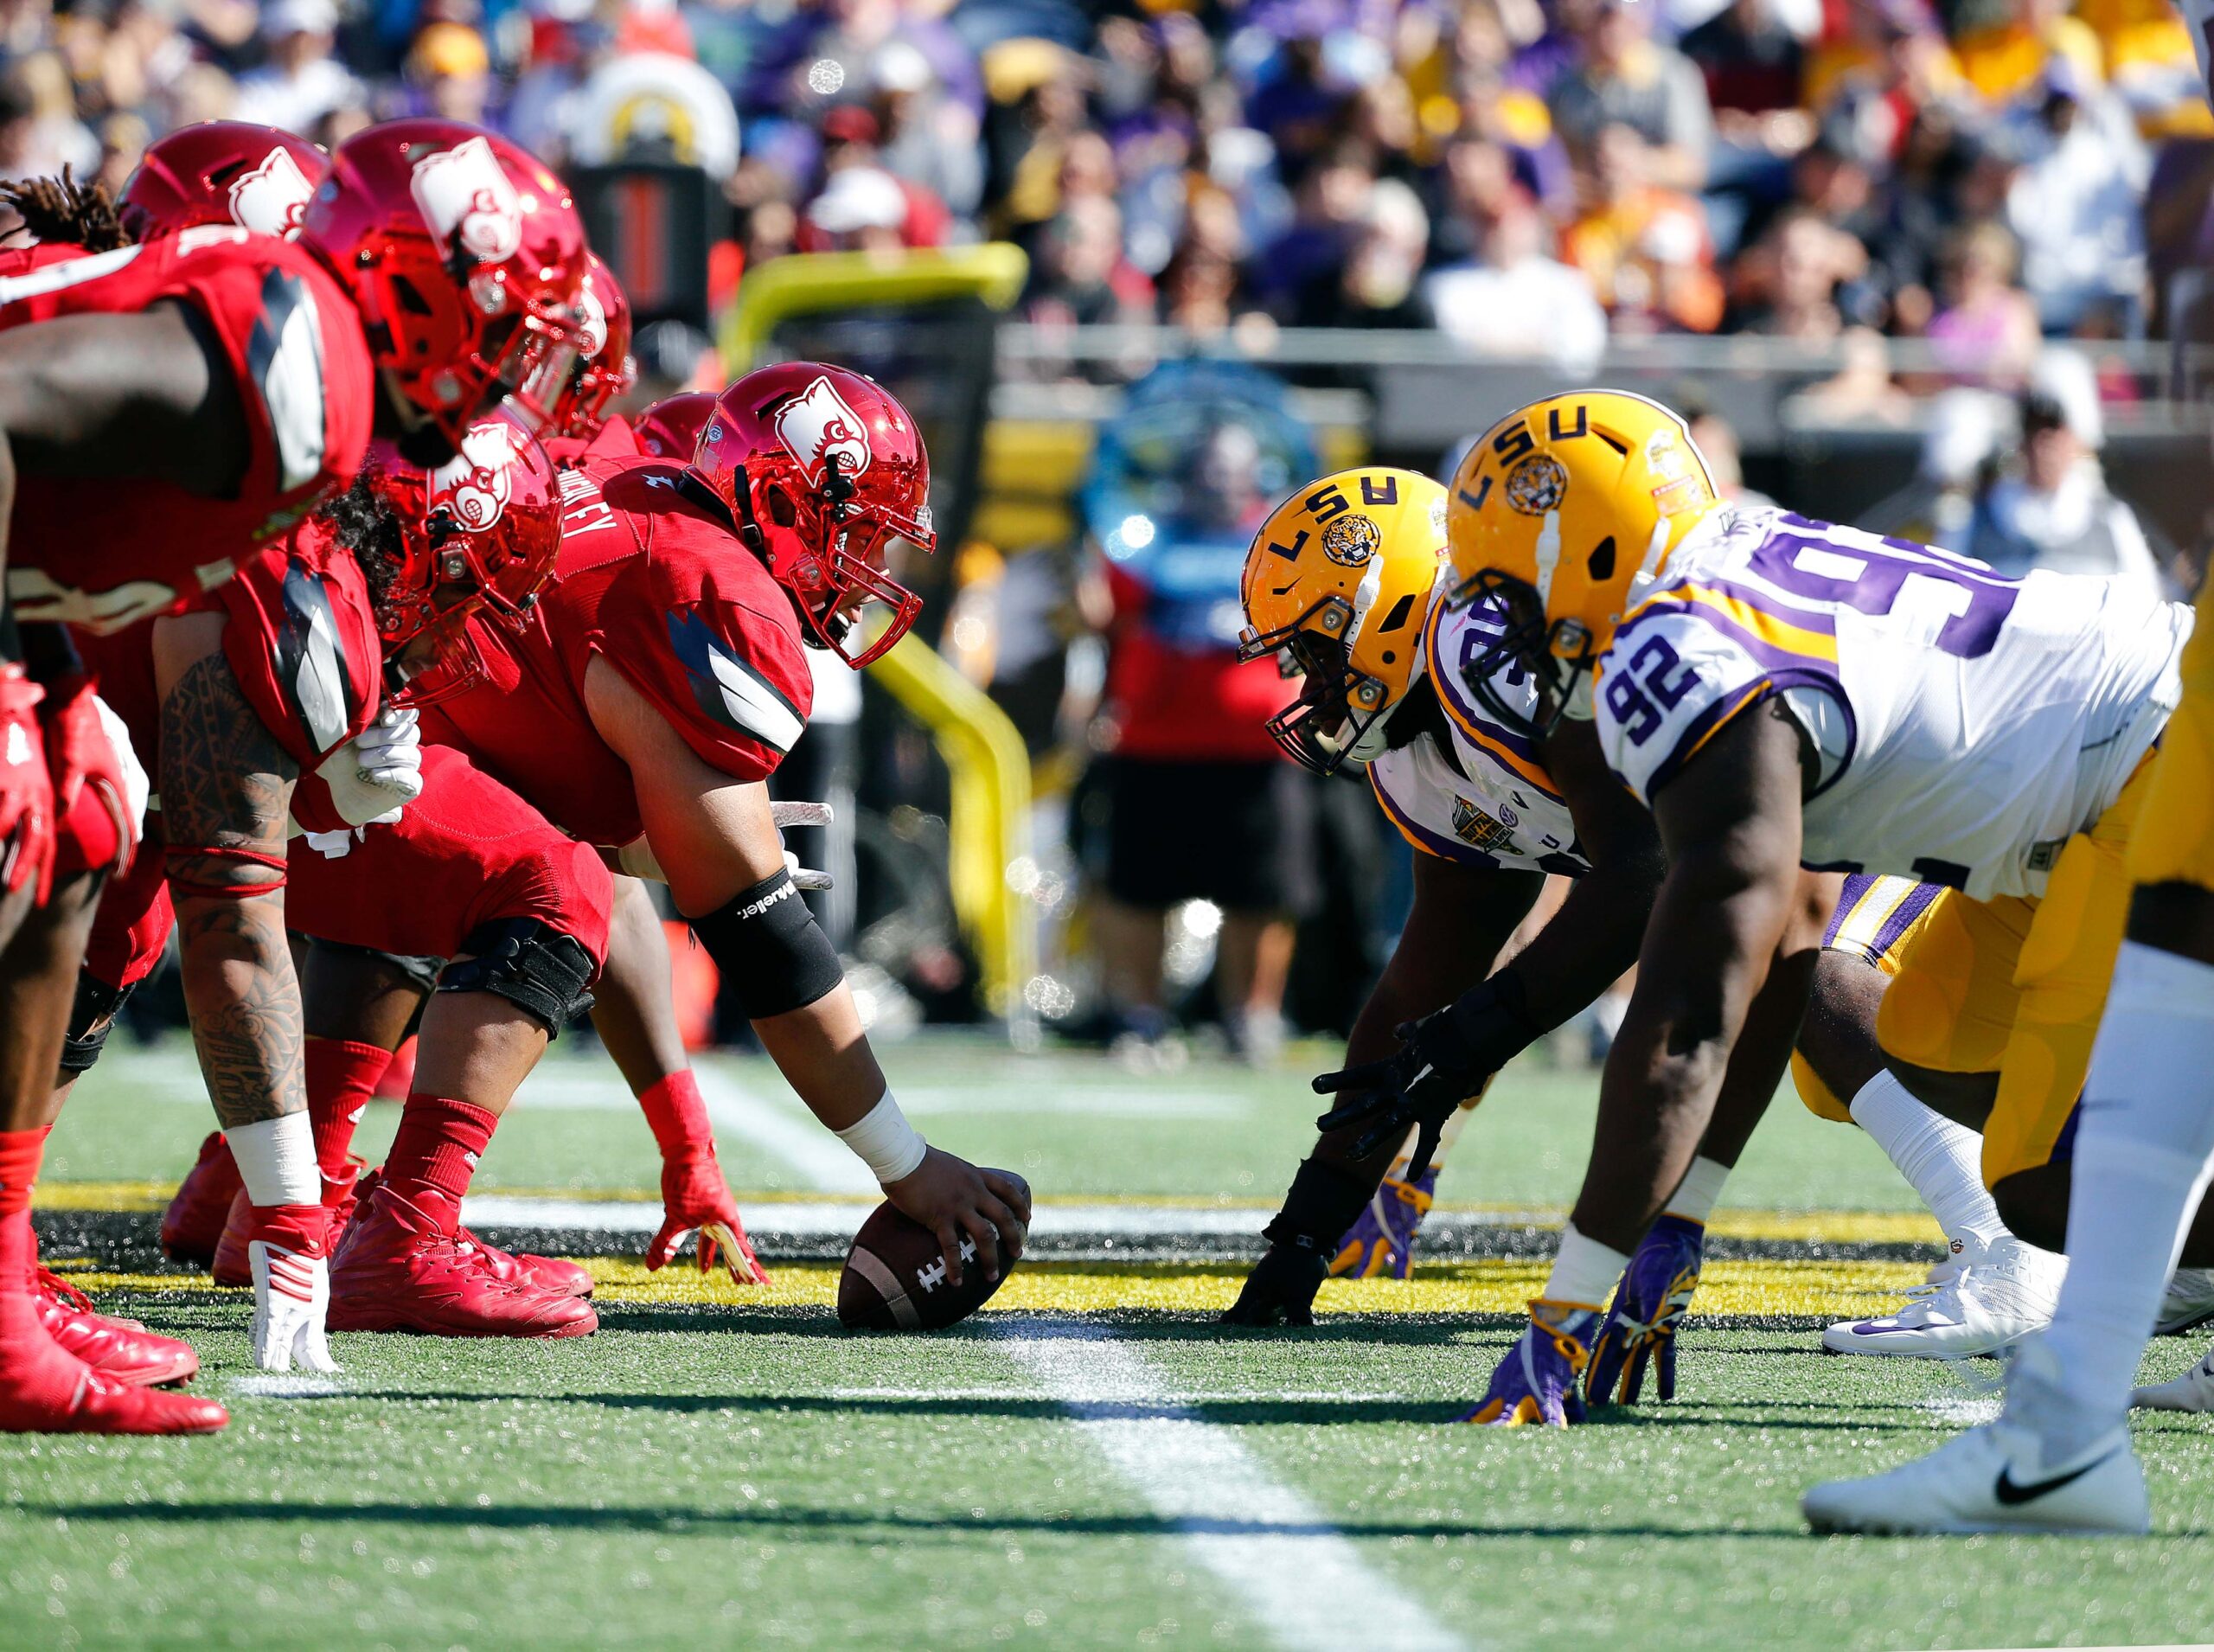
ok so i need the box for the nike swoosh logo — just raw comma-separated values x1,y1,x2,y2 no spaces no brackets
1993,1450,2113,1507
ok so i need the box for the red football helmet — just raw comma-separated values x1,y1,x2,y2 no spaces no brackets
299,120,589,451
119,121,329,241
367,412,563,706
548,253,636,439
631,390,718,459
694,362,936,668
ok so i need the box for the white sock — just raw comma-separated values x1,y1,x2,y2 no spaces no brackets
1664,1156,1730,1225
1847,1069,2007,1250
2032,942,2214,1452
1543,1222,1629,1308
226,1113,321,1207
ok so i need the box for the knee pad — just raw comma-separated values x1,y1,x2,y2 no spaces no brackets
58,972,136,1079
438,918,598,1035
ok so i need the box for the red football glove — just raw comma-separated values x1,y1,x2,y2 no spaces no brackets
42,674,136,879
0,666,53,900
649,1152,770,1284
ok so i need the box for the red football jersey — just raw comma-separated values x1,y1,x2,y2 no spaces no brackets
0,227,374,633
420,454,813,848
542,414,637,470
74,516,384,834
288,745,614,964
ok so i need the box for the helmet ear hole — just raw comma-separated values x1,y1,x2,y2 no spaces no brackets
765,483,799,529
1587,535,1616,581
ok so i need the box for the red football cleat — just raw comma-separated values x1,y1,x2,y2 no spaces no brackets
327,1185,597,1339
35,1269,200,1388
0,1313,226,1434
160,1131,242,1264
349,1166,592,1297
211,1188,252,1289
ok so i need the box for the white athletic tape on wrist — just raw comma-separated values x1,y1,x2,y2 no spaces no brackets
227,1112,321,1207
835,1091,928,1184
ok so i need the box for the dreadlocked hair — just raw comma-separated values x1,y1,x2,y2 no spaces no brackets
0,169,131,253
317,475,405,618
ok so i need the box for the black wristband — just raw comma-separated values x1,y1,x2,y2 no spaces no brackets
689,867,844,1020
1440,968,1541,1073
1263,1156,1376,1255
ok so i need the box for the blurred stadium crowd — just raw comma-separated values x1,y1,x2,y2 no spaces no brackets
5,0,2207,360
19,0,2211,1057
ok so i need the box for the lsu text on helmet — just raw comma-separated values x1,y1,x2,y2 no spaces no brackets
1238,466,1449,775
1445,389,1719,742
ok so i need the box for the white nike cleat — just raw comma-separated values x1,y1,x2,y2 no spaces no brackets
2153,1267,2214,1336
2133,1342,2214,1412
1821,1233,2064,1359
1803,1418,2149,1535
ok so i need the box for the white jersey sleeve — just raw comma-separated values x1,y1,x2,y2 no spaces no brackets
1590,602,1781,806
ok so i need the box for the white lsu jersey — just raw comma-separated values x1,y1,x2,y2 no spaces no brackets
1366,588,1590,874
1590,505,2192,900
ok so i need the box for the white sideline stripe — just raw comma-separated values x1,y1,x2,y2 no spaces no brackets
457,1194,1276,1239
998,1320,1469,1652
515,1068,1250,1122
832,1386,1405,1403
1919,1393,2003,1427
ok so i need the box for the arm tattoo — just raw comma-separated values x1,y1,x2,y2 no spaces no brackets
159,653,305,1129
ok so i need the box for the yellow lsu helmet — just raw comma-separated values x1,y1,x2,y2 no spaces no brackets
1445,390,1720,740
1237,466,1448,775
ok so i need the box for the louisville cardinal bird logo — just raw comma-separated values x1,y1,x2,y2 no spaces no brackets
408,136,523,264
772,375,873,488
428,419,528,532
228,147,315,239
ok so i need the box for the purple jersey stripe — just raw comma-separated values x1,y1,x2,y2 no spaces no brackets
1699,569,1840,634
1368,764,1503,868
1612,598,1840,682
1871,880,1945,959
1821,874,1880,951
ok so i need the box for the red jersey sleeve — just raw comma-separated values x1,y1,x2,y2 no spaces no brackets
213,520,381,765
583,464,814,784
0,230,374,631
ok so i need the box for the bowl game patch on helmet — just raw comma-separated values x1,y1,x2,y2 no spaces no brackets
1506,454,1567,516
1322,512,1381,567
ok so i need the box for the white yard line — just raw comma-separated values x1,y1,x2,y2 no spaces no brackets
997,1319,1469,1652
229,1374,347,1399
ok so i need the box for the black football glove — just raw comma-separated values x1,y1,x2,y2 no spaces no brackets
1220,1157,1373,1327
1311,972,1539,1182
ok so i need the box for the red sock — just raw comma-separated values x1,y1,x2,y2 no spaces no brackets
380,1095,496,1225
0,1126,48,1221
305,1039,394,1183
0,1129,47,1332
638,1071,714,1161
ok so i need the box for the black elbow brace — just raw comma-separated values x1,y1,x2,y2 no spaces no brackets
58,971,136,1080
438,919,598,1035
689,868,843,1020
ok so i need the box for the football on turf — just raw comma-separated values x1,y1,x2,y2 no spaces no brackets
837,1201,1012,1330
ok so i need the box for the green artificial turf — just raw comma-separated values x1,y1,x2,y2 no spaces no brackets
14,1034,2213,1649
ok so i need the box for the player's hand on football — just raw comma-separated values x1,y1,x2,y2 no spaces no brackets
883,1148,1030,1287
1585,1214,1705,1406
319,708,423,827
1220,1243,1329,1327
648,1150,771,1285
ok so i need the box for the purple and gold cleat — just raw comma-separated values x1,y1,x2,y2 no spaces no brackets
1459,1299,1600,1426
1329,1168,1438,1280
1587,1213,1705,1405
